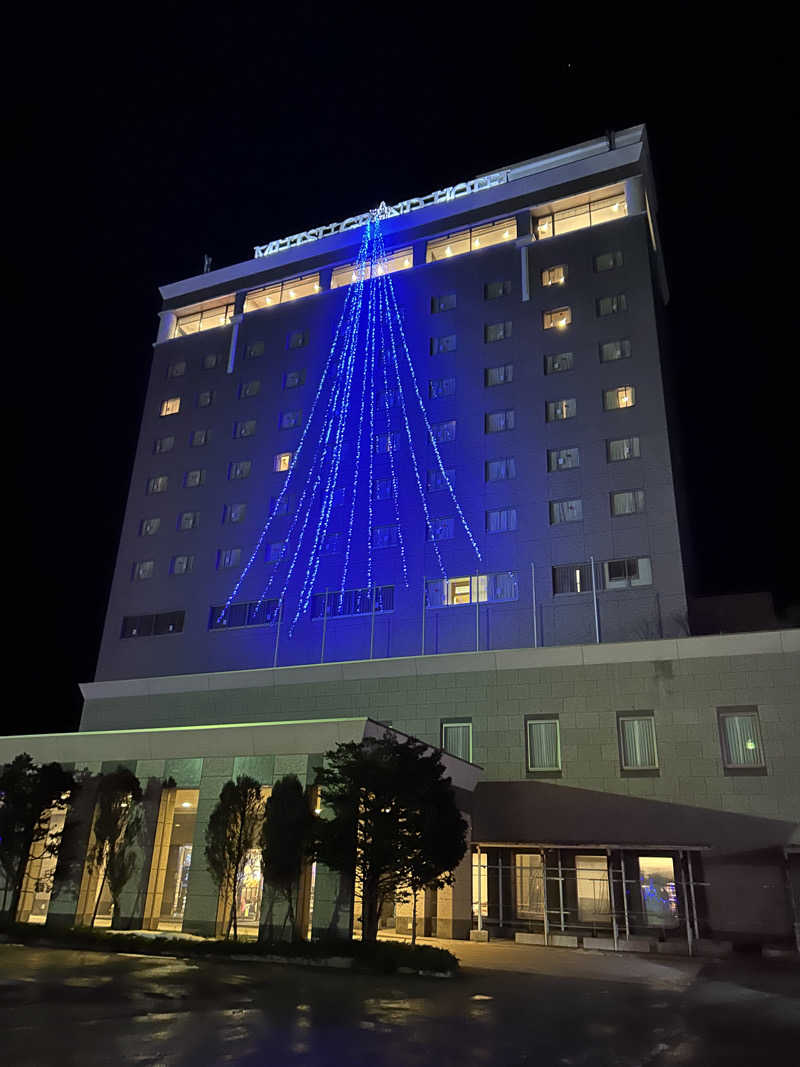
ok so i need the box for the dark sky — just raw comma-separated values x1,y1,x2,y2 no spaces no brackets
10,12,795,734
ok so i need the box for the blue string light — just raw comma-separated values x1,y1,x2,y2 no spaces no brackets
218,207,482,639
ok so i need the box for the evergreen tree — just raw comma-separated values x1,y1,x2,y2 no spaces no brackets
260,774,313,941
312,735,468,944
0,754,76,924
204,776,264,940
86,767,143,926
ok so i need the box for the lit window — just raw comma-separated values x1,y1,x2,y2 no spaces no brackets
595,250,624,272
426,572,519,606
611,489,645,516
607,436,640,462
485,363,513,386
552,564,592,594
441,721,472,761
234,419,257,439
485,410,515,433
245,340,264,360
430,334,457,354
427,468,455,492
171,554,194,576
265,541,284,563
197,390,214,408
228,460,252,480
239,380,260,399
543,307,571,330
618,716,658,770
547,447,580,472
533,188,627,240
154,435,175,454
242,273,320,312
600,339,631,362
167,361,187,379
429,377,456,399
597,294,628,317
484,280,511,300
486,457,516,481
603,386,636,410
147,475,168,495
178,510,199,531
183,469,205,489
527,719,561,772
217,547,242,570
172,298,235,337
133,560,154,581
203,352,221,370
274,452,292,472
160,397,180,417
224,503,247,524
603,556,652,589
545,352,573,375
279,410,302,430
427,218,516,262
427,517,454,541
330,248,412,288
431,420,456,443
486,506,517,533
139,517,160,536
375,431,400,453
549,499,583,524
191,428,209,447
541,265,567,287
430,293,457,314
485,320,512,343
373,524,400,548
284,369,306,389
545,398,576,421
718,707,765,769
374,477,393,500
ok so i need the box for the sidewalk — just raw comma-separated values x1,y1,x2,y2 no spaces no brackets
378,931,704,989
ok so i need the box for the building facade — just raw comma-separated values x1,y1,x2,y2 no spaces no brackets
2,128,798,953
96,124,686,680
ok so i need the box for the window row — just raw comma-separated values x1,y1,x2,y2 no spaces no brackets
441,705,767,775
429,337,632,369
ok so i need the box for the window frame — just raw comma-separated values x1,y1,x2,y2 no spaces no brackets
717,706,767,774
440,720,473,762
617,712,659,775
525,715,562,775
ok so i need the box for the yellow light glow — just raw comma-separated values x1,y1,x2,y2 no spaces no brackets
503,230,510,238
746,740,756,750
313,283,320,292
445,246,452,256
265,297,272,305
288,289,295,298
557,319,566,329
403,258,410,266
612,203,619,212
474,239,481,247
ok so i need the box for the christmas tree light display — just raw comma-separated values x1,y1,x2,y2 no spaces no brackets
217,206,482,636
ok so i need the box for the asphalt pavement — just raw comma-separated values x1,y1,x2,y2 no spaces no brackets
0,941,798,1066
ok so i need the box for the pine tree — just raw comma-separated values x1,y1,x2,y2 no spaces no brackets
204,776,264,940
260,774,313,941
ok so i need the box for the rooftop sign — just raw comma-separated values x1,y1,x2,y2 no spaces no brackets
253,171,509,258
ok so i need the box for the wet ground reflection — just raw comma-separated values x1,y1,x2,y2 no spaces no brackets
0,945,797,1065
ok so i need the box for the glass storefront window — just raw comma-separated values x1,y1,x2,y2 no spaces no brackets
515,854,545,917
330,247,412,289
575,855,610,923
157,789,199,931
639,856,678,925
426,219,516,263
472,852,488,918
236,848,264,935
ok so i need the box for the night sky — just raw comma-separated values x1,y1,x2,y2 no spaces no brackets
10,14,795,734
